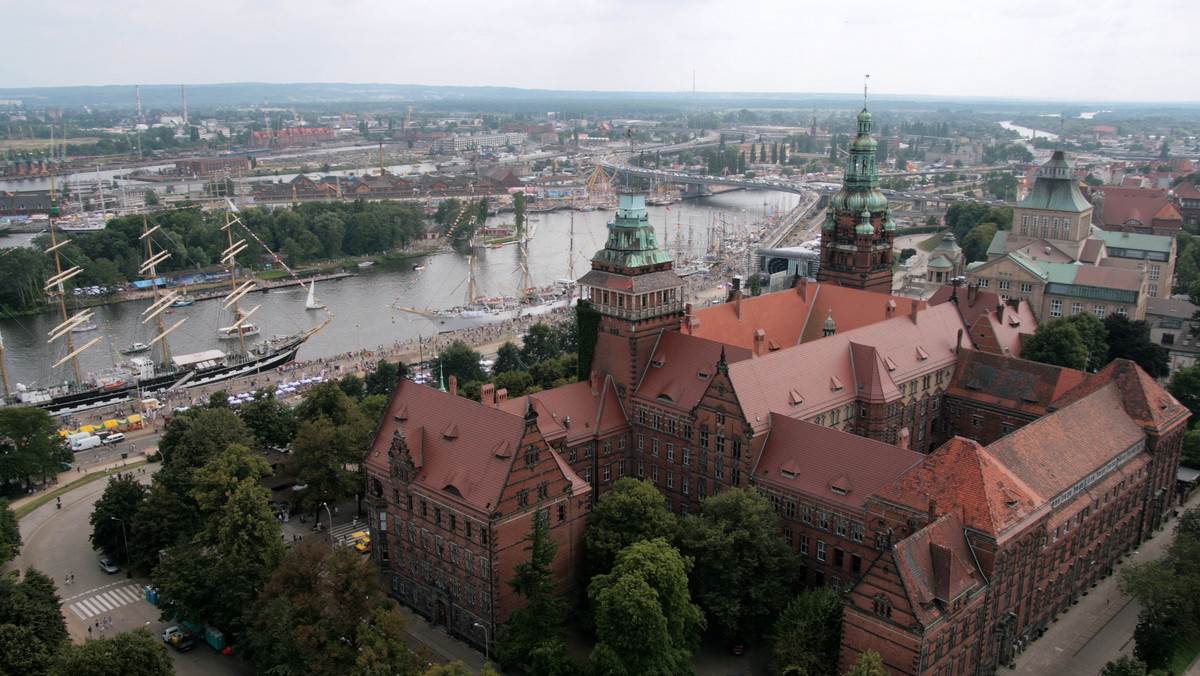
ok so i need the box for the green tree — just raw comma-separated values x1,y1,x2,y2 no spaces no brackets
771,587,845,676
0,499,20,563
493,341,524,375
364,360,404,397
1103,315,1168,378
52,628,173,676
1063,312,1110,371
513,191,527,237
845,649,888,676
432,340,485,387
588,538,704,676
1119,508,1200,670
1182,429,1200,469
495,514,567,669
520,323,563,366
960,222,998,263
0,567,68,675
89,475,148,564
287,419,362,517
245,539,424,676
1169,364,1200,422
143,189,159,206
1021,318,1089,371
158,406,254,475
0,407,70,488
676,486,798,642
237,387,298,448
584,478,678,577
339,374,366,400
128,483,202,575
1100,655,1147,676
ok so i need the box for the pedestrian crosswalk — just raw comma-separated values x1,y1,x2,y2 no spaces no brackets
66,584,144,620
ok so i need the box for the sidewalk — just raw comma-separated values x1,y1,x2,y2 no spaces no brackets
1012,491,1200,676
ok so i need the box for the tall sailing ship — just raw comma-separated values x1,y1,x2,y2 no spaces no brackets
9,203,331,416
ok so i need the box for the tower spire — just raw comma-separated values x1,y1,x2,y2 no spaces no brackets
864,74,870,109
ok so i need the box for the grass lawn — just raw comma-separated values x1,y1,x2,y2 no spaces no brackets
14,460,150,520
918,230,948,252
1164,633,1200,675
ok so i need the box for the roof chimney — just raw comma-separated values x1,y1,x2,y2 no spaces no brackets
590,370,600,394
967,282,978,306
481,383,495,406
734,291,742,320
496,388,508,405
956,328,963,355
796,276,809,302
928,498,938,521
910,300,919,325
448,375,457,397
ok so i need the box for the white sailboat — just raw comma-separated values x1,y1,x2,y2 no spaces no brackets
305,281,322,310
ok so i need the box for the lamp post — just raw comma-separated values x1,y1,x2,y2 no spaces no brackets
321,501,334,547
355,323,361,357
473,621,489,662
110,516,129,566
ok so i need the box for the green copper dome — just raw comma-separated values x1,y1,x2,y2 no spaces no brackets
590,193,674,269
821,211,836,231
831,107,889,214
882,208,896,231
855,211,875,235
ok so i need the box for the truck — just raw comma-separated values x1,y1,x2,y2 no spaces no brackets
67,432,102,452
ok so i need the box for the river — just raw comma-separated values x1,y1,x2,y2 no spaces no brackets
0,189,798,390
998,120,1059,142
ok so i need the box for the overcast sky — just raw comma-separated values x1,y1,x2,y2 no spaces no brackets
3,0,1194,103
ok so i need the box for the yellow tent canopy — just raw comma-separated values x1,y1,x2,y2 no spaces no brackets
103,419,119,429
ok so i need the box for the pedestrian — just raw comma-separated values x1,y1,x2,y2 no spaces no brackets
88,625,92,637
65,574,70,586
70,572,74,584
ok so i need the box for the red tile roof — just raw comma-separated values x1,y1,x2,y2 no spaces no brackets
928,286,1038,357
753,415,924,513
634,331,752,412
890,513,982,627
369,380,531,514
682,282,925,353
1071,265,1143,291
1050,358,1189,431
1174,182,1200,200
1097,188,1181,229
500,375,630,445
728,303,969,435
946,350,1086,417
879,436,1045,539
987,382,1147,500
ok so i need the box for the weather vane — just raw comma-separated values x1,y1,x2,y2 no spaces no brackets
864,74,870,108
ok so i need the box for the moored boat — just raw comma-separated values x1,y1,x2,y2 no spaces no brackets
118,342,151,355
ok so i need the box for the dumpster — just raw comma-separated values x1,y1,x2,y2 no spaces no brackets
120,452,128,459
205,627,226,651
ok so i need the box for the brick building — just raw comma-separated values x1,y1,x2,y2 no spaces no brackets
362,146,1185,673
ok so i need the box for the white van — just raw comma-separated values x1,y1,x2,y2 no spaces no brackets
103,432,126,446
70,434,102,452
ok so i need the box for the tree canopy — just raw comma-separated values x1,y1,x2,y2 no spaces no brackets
584,478,679,577
770,587,845,676
52,628,173,676
0,500,21,563
89,475,148,565
0,567,68,675
495,514,568,670
1021,317,1091,371
676,486,798,642
588,538,704,676
0,407,70,488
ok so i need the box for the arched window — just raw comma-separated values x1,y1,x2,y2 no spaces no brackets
872,593,894,618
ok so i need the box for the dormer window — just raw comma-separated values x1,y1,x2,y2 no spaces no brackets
830,376,844,392
789,389,804,406
884,356,898,371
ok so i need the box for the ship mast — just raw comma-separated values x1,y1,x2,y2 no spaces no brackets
220,204,258,358
0,326,10,397
568,211,575,281
138,214,183,367
43,172,90,386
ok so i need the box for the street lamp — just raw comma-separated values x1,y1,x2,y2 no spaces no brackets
473,621,489,662
355,323,361,357
320,501,334,547
110,516,129,567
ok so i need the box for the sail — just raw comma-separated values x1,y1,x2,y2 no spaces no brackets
305,281,321,310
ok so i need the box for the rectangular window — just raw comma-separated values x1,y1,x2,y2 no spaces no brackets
1149,264,1161,280
569,448,577,463
978,279,989,288
667,444,675,462
666,471,674,489
972,415,983,428
817,541,826,562
1050,299,1062,317
637,433,644,451
652,465,659,484
1093,305,1106,319
715,435,725,455
682,476,690,495
852,554,862,574
834,548,844,568
1149,285,1158,298
1020,283,1032,293
637,459,644,478
682,448,691,466
800,535,810,556
699,430,710,449
819,512,830,530
998,280,1010,291
1072,302,1083,315
603,464,611,482
617,459,625,477
836,518,847,537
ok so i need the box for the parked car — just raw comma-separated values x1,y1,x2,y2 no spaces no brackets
102,432,126,446
98,557,119,574
161,626,182,643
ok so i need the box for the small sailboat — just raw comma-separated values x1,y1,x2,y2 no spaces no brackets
305,281,322,310
170,296,195,307
357,260,374,268
70,322,99,333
